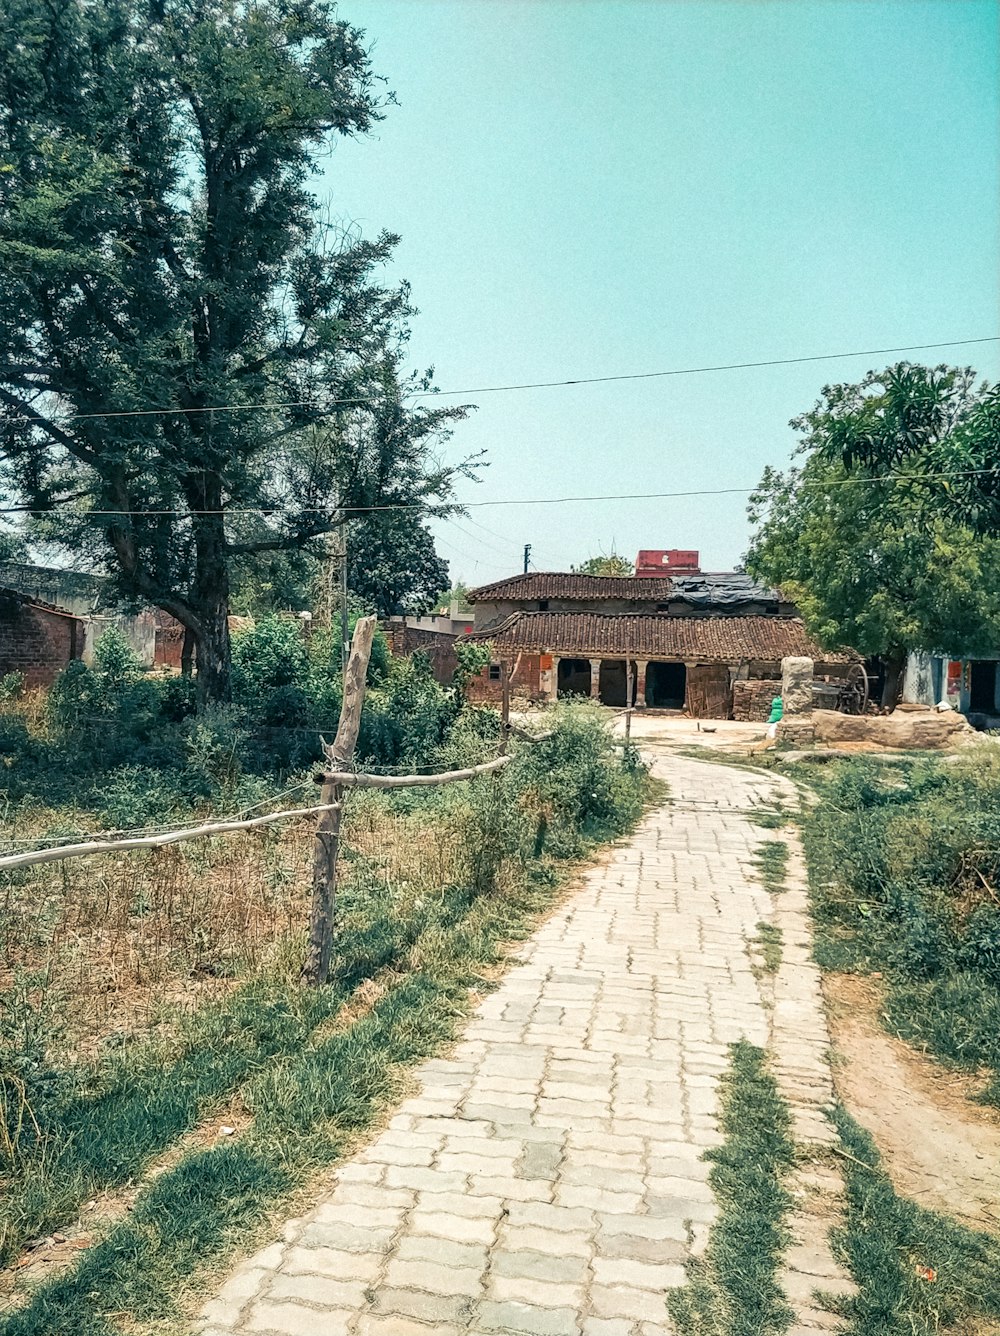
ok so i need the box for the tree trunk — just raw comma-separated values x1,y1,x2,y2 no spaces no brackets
191,507,232,704
180,626,195,677
881,650,906,711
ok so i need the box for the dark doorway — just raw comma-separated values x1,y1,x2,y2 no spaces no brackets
558,657,591,698
646,661,686,709
969,660,997,713
599,660,630,707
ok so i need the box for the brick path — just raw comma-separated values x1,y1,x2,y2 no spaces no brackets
199,753,844,1336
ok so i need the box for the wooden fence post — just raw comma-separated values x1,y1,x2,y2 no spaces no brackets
303,615,376,986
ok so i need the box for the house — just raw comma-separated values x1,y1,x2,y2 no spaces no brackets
464,554,841,718
0,588,85,687
903,650,1000,725
0,562,185,670
465,610,842,715
468,568,795,631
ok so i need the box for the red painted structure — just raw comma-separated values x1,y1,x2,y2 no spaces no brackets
635,549,701,577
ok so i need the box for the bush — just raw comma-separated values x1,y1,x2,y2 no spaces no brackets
804,750,1000,1101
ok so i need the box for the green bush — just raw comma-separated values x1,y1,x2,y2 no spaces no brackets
804,750,1000,1101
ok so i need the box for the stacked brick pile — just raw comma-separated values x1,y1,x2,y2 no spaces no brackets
732,679,781,722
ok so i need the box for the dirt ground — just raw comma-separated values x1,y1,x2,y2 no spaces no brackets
825,973,1000,1233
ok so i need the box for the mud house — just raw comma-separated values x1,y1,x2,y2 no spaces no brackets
465,557,838,718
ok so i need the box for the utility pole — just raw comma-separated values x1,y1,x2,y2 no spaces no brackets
523,543,531,574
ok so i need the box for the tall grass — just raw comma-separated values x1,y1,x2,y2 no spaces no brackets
0,703,649,1330
802,750,1000,1105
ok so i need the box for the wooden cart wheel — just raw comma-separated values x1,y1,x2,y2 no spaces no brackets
843,662,870,715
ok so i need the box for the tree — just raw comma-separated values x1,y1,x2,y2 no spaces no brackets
347,511,448,616
746,365,1000,707
0,523,26,563
572,553,634,576
0,0,471,700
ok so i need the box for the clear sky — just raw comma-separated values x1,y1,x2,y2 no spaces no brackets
322,0,1000,585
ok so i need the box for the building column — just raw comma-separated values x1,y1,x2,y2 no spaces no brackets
635,659,649,709
589,658,602,700
547,655,560,703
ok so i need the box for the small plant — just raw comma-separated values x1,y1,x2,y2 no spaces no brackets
754,921,783,973
668,1041,796,1336
753,840,789,894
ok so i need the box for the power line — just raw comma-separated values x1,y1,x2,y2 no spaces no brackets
3,336,997,427
4,466,1000,519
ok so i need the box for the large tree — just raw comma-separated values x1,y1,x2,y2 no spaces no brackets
746,364,1000,707
0,0,470,699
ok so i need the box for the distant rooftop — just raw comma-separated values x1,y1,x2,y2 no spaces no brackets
467,570,783,607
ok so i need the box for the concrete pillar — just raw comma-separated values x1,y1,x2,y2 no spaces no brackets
548,655,560,703
781,656,814,716
589,658,602,700
635,659,649,708
778,655,815,746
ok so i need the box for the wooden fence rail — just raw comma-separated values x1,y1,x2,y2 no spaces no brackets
0,615,559,984
0,799,346,872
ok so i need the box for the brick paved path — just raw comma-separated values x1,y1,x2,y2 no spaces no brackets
200,753,839,1336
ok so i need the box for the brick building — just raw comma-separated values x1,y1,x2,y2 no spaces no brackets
0,588,84,687
465,556,846,719
465,609,843,716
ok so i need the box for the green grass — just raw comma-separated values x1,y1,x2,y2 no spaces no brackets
668,1041,796,1336
831,1107,1000,1336
1,709,651,1334
753,840,789,895
0,875,474,1269
754,921,784,973
749,808,790,829
802,752,1000,1107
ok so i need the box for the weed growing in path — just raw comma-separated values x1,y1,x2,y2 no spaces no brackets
831,1107,1000,1335
668,1041,796,1336
753,922,784,973
753,840,789,895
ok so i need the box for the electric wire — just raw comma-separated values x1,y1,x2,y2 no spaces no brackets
3,335,997,427
4,466,1000,519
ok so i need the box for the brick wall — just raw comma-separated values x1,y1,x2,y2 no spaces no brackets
382,624,459,686
466,653,544,704
732,679,782,722
0,590,83,687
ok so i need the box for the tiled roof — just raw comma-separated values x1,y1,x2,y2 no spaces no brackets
467,572,676,602
467,570,783,605
469,612,850,663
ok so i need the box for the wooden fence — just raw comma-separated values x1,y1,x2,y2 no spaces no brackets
0,617,544,987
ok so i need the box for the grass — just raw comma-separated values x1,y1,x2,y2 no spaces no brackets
754,921,784,973
1,704,651,1332
749,806,790,830
801,751,1000,1107
753,840,789,895
668,1041,796,1336
831,1107,1000,1336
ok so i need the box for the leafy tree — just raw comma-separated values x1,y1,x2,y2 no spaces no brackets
825,363,1000,534
747,364,1000,707
572,553,634,576
346,510,448,616
0,523,26,563
0,0,470,700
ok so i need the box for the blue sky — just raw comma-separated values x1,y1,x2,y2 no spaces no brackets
323,0,1000,585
